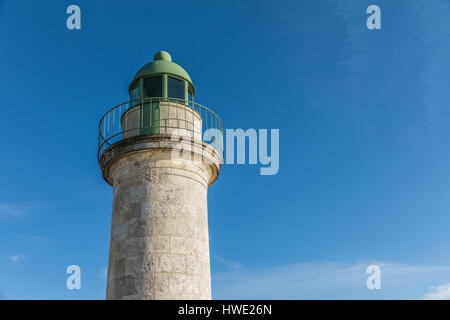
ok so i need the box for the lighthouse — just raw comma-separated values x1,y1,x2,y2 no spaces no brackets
98,51,223,300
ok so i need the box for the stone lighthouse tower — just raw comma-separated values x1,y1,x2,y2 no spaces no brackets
97,51,223,300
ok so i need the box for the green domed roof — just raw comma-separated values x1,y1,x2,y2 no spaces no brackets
131,51,195,95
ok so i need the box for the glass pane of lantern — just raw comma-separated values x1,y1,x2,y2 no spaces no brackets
144,76,162,98
130,82,140,106
168,76,185,101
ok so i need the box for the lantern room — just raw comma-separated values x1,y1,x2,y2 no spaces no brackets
128,51,195,104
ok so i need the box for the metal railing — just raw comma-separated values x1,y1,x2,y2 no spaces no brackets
97,97,223,160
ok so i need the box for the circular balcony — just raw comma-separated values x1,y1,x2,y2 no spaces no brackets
97,97,223,161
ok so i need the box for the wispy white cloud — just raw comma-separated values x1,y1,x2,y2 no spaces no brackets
423,283,450,300
0,202,47,220
412,0,450,142
331,0,371,97
0,203,27,219
212,260,450,299
7,254,26,263
99,267,108,279
214,256,243,272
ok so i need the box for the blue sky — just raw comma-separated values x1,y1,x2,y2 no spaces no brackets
1,0,450,299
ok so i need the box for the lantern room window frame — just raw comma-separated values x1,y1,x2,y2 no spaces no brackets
129,74,195,104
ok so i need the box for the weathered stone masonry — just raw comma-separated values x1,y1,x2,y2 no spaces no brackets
100,135,221,299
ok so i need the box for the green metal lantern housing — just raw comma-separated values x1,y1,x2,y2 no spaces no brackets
128,51,195,103
126,51,197,135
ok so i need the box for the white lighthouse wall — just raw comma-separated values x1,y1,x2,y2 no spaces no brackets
105,151,212,300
